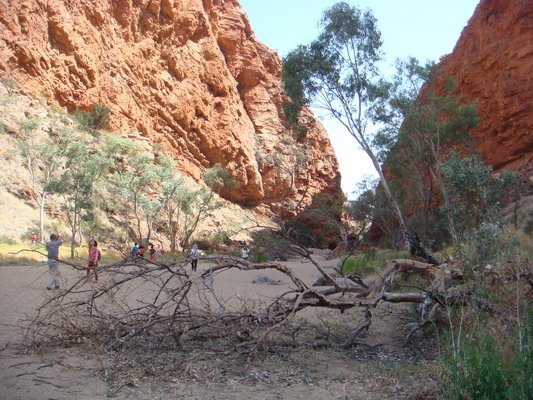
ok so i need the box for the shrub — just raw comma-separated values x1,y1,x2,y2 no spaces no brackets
442,334,507,399
0,235,17,245
251,251,268,263
456,224,519,274
74,105,110,130
341,250,378,276
211,231,231,247
441,309,532,400
340,249,407,277
0,78,18,91
203,164,236,192
19,118,39,133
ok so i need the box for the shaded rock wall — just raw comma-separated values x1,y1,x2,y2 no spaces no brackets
0,0,341,206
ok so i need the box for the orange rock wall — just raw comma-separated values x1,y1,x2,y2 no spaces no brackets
439,0,533,176
0,0,341,205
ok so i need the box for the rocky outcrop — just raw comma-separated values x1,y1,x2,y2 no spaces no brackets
438,0,532,176
0,0,341,206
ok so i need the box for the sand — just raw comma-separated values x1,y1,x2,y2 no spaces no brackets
0,259,435,399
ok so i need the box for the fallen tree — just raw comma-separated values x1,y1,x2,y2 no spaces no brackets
24,247,484,356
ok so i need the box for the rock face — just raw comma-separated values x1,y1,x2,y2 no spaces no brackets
438,0,533,176
0,0,341,206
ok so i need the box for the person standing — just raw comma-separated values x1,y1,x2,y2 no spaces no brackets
155,244,163,262
149,243,156,263
190,244,199,271
87,239,100,282
30,232,37,245
241,246,250,260
131,243,139,258
45,233,64,290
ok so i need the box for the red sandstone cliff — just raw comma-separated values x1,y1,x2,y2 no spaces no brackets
438,0,532,176
0,0,341,206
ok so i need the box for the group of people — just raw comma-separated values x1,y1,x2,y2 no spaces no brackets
44,234,252,289
44,233,100,290
130,242,162,262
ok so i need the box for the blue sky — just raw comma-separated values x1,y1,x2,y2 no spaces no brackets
239,0,480,196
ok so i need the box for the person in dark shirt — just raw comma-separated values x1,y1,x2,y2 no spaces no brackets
190,244,198,271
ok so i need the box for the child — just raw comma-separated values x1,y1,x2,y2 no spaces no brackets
149,243,156,262
131,242,139,257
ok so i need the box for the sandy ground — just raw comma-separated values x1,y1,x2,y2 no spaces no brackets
0,259,437,399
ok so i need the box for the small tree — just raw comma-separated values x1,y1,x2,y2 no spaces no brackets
348,178,404,248
103,136,173,245
177,165,235,250
19,120,69,243
203,163,236,194
373,58,479,246
160,176,188,252
74,105,110,131
178,187,220,250
48,131,110,257
440,151,497,237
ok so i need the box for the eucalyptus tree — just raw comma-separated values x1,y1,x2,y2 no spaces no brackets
178,164,235,250
160,176,187,252
103,135,174,245
282,2,408,240
373,58,478,245
19,119,70,243
47,130,111,258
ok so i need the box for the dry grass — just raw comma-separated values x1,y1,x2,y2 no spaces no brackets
0,241,121,266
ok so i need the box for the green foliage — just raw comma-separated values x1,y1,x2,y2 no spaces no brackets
371,58,479,248
102,135,177,244
341,249,378,276
441,152,498,236
19,118,39,134
282,2,413,239
251,252,268,263
498,170,525,229
455,224,519,274
507,309,533,399
281,46,313,139
282,2,387,147
298,192,346,247
203,164,236,193
19,123,73,242
0,235,17,245
443,334,507,400
74,105,110,131
341,249,407,277
284,219,314,248
47,130,111,257
348,179,404,249
441,310,532,400
205,230,231,249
